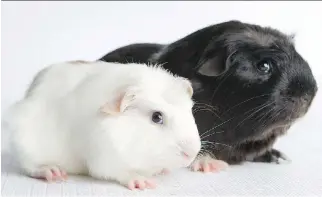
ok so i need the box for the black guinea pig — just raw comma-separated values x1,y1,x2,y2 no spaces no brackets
99,20,318,165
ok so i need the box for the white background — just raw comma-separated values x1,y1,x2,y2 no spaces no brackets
1,2,322,196
2,1,322,112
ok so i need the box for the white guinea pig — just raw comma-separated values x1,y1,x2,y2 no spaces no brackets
4,60,201,190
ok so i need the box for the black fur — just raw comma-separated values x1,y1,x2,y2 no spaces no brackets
101,43,162,64
99,20,318,164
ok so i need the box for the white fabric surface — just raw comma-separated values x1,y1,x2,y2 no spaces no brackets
2,78,322,196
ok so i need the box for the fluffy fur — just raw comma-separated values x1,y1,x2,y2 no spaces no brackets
99,20,318,164
4,61,202,189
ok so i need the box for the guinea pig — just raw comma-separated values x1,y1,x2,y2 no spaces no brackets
3,61,203,190
99,20,318,166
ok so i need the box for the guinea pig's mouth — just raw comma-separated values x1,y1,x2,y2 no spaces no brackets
236,98,312,143
240,98,311,139
275,98,312,125
245,101,310,141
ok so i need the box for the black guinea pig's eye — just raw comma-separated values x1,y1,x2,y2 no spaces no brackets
152,111,163,124
256,61,272,74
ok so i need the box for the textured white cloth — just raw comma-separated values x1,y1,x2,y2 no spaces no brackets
2,79,322,196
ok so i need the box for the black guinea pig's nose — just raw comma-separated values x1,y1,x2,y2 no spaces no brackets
288,94,311,106
286,77,317,100
301,94,311,103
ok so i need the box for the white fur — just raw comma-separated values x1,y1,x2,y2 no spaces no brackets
4,61,201,186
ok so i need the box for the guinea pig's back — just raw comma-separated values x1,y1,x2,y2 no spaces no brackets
25,61,106,100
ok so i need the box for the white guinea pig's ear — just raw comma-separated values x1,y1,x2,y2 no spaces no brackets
179,77,194,98
99,88,136,115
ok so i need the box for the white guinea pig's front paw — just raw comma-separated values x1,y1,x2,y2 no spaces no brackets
30,165,68,182
126,176,156,190
190,155,228,173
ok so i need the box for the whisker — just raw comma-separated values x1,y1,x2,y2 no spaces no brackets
200,129,226,139
259,106,284,131
200,102,273,140
194,102,217,111
254,106,276,131
200,117,234,140
211,70,234,102
201,140,219,145
222,94,271,114
272,106,287,122
193,107,221,119
202,141,232,149
257,106,275,124
233,101,275,130
198,148,216,158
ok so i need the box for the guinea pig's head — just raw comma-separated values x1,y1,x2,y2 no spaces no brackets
99,69,201,169
191,21,318,144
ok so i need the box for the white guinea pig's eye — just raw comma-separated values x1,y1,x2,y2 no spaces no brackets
256,61,272,74
152,111,163,124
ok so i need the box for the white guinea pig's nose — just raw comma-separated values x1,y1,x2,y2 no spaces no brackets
179,139,201,160
180,151,190,159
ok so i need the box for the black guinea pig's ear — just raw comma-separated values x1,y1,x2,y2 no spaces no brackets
197,50,235,77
